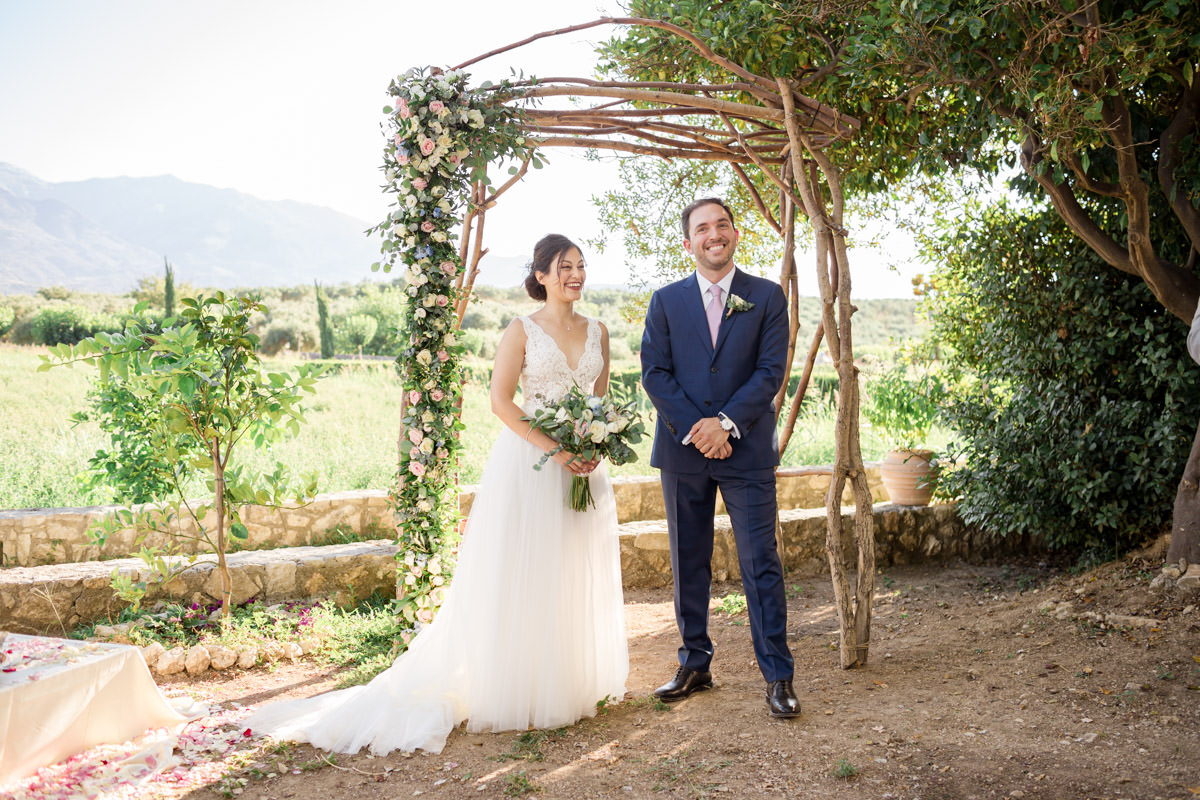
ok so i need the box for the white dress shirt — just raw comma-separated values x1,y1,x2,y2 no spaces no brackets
1189,300,1200,366
682,268,741,444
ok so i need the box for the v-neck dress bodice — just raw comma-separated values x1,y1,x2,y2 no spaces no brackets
518,316,603,414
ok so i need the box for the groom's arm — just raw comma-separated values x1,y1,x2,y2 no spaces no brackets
641,290,705,440
718,282,788,432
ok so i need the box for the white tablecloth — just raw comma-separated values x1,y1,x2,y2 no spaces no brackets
0,634,188,784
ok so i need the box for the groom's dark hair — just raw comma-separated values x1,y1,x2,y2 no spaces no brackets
681,197,736,238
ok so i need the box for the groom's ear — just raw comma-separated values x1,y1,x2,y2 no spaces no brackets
682,236,694,255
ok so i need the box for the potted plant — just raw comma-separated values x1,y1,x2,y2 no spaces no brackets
863,364,945,506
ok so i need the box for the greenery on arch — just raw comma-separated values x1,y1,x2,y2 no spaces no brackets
369,66,534,632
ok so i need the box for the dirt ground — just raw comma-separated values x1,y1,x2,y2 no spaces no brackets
151,551,1200,800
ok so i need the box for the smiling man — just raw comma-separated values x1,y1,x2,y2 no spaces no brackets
640,197,799,719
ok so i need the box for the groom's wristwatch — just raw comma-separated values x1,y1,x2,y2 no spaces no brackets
717,412,739,438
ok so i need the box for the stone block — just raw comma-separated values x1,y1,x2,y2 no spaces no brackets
140,642,165,669
157,647,186,675
207,644,237,670
264,560,298,597
185,644,211,675
237,647,259,669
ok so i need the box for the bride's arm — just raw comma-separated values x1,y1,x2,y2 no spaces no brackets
592,321,611,397
490,319,594,475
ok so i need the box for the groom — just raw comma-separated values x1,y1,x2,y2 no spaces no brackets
640,197,800,718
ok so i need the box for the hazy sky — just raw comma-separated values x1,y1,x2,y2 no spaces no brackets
0,0,921,295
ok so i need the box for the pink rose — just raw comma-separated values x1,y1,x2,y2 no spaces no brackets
440,261,456,276
393,134,404,147
408,461,426,477
435,294,448,307
412,177,427,190
421,220,435,232
408,390,421,405
416,608,434,623
431,388,445,402
420,138,436,156
428,100,445,114
408,429,424,445
397,153,409,166
437,349,449,362
399,102,412,119
447,153,460,165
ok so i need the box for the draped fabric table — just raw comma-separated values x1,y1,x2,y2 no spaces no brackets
0,634,188,784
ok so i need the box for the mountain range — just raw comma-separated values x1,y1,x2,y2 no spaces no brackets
0,162,407,294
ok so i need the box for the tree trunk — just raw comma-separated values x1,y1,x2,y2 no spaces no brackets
1168,416,1200,564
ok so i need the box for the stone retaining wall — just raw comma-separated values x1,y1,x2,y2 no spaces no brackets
0,502,1024,635
0,467,885,568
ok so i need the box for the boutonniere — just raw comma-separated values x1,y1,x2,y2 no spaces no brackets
724,293,755,318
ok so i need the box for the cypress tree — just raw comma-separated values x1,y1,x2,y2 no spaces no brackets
315,281,335,358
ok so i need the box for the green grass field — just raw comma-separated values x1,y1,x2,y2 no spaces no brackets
0,345,925,511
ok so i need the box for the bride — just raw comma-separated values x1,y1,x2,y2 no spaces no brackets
245,234,629,754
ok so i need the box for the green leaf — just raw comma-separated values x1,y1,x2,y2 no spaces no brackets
230,522,249,540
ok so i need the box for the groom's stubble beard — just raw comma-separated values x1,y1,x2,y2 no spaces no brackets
687,235,737,275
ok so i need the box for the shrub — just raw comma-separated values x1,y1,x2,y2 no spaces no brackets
0,304,14,337
29,305,125,346
260,318,319,356
924,203,1200,552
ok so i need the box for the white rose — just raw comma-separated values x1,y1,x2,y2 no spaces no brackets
405,194,417,208
415,307,426,318
423,295,437,308
417,349,433,365
588,420,607,444
432,231,447,243
437,199,451,212
417,500,432,513
421,439,434,454
554,407,569,423
422,411,435,423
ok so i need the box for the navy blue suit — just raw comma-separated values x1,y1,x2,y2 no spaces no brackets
641,267,794,682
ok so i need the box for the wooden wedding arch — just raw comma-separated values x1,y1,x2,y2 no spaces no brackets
411,17,876,668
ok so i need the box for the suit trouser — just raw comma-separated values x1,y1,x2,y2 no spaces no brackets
661,464,794,682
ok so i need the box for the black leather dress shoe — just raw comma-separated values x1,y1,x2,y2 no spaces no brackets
766,679,801,718
653,666,713,702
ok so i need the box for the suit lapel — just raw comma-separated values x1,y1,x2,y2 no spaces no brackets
679,273,714,354
712,268,748,357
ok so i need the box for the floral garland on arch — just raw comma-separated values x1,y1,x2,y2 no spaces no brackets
369,67,533,636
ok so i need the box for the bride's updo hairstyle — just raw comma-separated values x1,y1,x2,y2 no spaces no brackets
524,234,582,301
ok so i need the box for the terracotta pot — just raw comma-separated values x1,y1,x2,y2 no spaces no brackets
880,448,937,506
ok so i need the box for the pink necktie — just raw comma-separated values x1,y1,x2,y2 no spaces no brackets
706,285,723,346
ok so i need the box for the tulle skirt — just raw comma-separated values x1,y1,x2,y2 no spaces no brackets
244,428,629,754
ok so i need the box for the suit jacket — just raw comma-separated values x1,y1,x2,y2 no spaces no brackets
641,267,789,474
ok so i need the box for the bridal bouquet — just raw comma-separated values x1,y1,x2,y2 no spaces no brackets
525,385,646,511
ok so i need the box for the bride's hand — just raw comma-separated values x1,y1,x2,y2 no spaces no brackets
553,450,598,475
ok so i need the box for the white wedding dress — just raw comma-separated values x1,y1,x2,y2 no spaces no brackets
245,315,628,754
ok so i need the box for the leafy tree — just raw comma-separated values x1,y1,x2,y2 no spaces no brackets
340,314,379,357
41,294,325,619
927,202,1200,552
315,281,335,359
0,304,15,337
601,0,1200,559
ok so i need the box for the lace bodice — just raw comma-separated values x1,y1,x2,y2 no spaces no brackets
518,316,604,414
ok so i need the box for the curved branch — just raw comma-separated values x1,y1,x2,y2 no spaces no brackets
531,136,777,163
1019,133,1133,271
1158,80,1200,254
730,162,781,234
452,16,778,93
